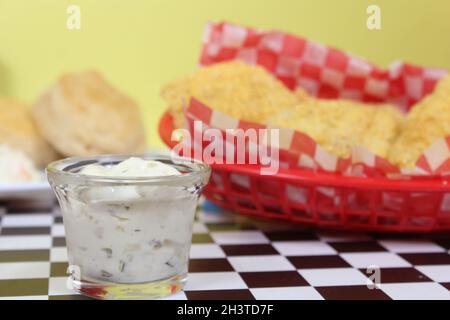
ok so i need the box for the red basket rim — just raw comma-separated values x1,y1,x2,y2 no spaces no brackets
158,111,450,192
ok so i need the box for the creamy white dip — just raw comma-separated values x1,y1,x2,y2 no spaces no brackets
63,157,198,284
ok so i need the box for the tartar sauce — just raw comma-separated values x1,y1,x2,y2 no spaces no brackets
63,157,198,284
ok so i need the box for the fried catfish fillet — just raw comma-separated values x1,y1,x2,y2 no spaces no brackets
388,75,450,168
268,99,404,159
161,61,299,128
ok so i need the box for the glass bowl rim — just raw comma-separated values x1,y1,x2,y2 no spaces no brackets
46,154,211,185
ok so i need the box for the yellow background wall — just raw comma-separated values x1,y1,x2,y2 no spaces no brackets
0,0,449,146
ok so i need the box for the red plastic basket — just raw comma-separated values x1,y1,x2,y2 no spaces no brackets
160,111,450,233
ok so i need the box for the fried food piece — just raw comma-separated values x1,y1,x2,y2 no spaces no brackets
290,89,404,157
362,105,405,158
32,71,146,157
162,60,405,160
388,75,450,168
0,99,59,167
161,61,299,128
294,87,313,102
268,99,404,159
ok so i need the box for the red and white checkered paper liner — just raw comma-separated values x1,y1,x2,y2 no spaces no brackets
184,21,450,176
184,98,394,176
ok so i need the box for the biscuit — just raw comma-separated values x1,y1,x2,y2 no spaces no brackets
161,61,299,128
32,71,146,157
0,99,59,167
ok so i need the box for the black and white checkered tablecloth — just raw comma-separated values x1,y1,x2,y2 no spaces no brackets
0,199,450,300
